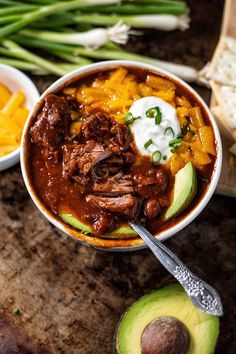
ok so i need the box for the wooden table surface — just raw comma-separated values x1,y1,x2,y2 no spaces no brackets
0,1,235,353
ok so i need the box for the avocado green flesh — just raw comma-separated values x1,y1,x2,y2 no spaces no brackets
164,162,197,221
116,284,219,354
60,213,137,238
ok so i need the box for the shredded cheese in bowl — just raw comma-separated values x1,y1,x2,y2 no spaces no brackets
0,82,29,158
67,67,216,176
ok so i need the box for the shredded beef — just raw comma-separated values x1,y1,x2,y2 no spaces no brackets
30,94,171,233
86,194,139,218
93,173,134,195
62,140,112,177
30,94,73,149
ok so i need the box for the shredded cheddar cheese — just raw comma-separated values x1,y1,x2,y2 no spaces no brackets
64,68,216,175
0,83,29,158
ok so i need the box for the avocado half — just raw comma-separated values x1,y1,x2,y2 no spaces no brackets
60,213,137,238
164,162,197,221
115,284,219,354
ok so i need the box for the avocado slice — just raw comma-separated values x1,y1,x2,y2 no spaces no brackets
60,213,137,238
164,162,197,221
115,284,219,354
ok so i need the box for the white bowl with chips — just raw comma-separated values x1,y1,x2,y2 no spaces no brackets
0,64,39,171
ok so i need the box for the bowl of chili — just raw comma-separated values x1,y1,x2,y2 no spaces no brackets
21,60,222,250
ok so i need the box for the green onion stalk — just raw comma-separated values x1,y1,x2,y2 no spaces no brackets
30,13,77,29
77,3,188,15
0,0,19,5
0,5,37,17
10,35,198,82
21,21,131,49
48,50,92,65
34,64,85,75
0,0,121,39
0,40,68,75
0,55,85,75
0,57,40,72
0,15,22,26
73,13,190,31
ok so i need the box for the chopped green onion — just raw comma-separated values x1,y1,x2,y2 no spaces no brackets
155,109,162,125
163,154,167,160
123,112,141,125
164,126,174,137
146,106,162,124
124,112,133,125
152,150,162,164
144,138,153,149
169,137,182,149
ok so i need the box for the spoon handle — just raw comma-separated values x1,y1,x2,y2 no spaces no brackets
129,220,223,316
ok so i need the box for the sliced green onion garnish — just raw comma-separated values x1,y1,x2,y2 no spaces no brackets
146,107,156,118
123,112,133,125
155,108,162,125
152,150,162,164
146,106,162,124
169,138,182,149
169,138,182,146
164,127,174,137
144,138,153,149
123,112,141,125
163,154,167,160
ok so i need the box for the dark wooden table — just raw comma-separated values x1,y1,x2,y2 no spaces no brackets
0,1,235,353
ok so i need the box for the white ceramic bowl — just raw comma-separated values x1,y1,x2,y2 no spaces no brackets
21,60,222,251
0,64,39,171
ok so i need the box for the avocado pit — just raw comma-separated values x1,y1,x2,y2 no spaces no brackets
141,316,190,354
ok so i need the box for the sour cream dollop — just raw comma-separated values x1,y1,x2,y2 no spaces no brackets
129,96,181,163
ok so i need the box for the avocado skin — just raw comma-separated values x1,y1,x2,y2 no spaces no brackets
164,162,197,221
115,283,220,354
60,213,137,238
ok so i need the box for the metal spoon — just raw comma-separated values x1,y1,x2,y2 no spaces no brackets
129,220,223,317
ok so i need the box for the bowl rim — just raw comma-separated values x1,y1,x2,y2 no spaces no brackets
0,63,39,166
20,60,222,251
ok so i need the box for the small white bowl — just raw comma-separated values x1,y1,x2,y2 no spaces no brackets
0,64,39,171
21,60,222,251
